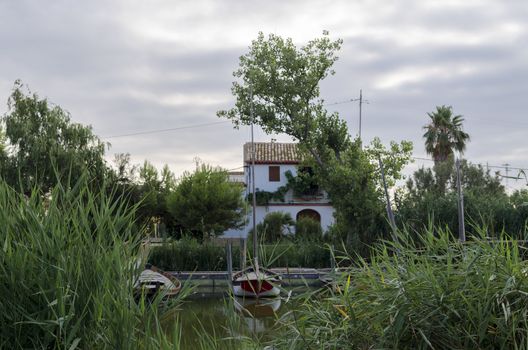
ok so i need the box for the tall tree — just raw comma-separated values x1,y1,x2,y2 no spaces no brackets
217,31,349,167
218,32,413,248
2,81,108,193
423,105,470,163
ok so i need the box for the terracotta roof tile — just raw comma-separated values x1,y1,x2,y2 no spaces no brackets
243,142,300,164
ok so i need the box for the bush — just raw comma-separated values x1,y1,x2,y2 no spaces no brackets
248,212,294,243
295,217,323,241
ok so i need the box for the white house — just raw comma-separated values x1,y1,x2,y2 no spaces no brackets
223,142,335,238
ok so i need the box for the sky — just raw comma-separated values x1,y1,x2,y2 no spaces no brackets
1,0,527,190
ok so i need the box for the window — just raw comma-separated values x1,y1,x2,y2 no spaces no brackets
269,166,280,182
297,209,321,223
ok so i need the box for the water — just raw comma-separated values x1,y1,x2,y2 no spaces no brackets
169,289,311,349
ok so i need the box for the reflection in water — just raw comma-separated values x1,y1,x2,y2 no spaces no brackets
171,293,297,349
234,297,282,334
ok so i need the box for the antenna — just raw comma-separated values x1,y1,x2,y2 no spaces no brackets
348,89,369,146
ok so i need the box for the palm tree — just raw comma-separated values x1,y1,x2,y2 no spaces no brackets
423,105,470,162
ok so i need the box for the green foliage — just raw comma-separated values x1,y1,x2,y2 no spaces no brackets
248,186,288,205
247,169,321,205
148,239,332,271
249,211,294,243
295,217,323,241
317,140,389,249
272,228,528,349
423,105,470,162
217,31,344,147
397,159,528,237
1,80,108,194
107,154,178,235
264,242,330,268
166,165,245,240
148,237,237,271
0,176,188,349
285,168,321,197
219,32,413,253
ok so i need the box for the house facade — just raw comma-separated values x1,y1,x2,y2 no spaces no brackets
223,142,335,238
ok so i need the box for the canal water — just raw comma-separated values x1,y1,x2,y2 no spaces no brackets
168,288,314,349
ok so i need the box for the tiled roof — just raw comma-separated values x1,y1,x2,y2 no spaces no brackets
243,142,300,164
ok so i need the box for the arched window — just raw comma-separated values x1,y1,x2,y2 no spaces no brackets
296,209,321,223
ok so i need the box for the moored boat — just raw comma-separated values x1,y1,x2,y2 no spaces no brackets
232,266,281,298
134,264,181,298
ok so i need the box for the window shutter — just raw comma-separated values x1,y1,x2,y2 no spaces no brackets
269,166,280,182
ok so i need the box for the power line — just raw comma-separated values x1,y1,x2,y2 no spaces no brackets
101,97,360,139
323,98,357,106
411,156,528,172
102,121,231,139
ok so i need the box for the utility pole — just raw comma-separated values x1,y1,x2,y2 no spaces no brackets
358,89,363,141
193,156,201,170
503,163,510,186
355,89,369,146
456,158,466,242
249,85,258,270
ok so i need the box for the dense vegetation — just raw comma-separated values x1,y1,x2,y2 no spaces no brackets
148,237,333,271
0,82,245,240
396,157,528,238
0,176,191,349
272,228,528,349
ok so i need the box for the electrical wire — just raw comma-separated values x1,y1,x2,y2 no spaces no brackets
102,121,231,139
410,156,528,172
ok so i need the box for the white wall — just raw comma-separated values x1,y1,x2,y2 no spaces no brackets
251,164,297,192
222,204,335,238
222,162,335,238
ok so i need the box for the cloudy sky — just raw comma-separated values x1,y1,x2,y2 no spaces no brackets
1,0,527,189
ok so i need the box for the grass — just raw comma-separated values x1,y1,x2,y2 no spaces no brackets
270,227,528,349
0,176,191,349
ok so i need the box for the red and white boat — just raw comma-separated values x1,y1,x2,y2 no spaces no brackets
232,266,281,298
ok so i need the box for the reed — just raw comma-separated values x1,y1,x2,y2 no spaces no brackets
148,239,332,271
272,227,528,349
0,176,188,349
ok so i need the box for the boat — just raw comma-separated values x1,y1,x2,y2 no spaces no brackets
134,263,181,299
231,86,282,298
232,266,282,297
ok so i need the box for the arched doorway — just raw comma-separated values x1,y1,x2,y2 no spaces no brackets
296,209,321,223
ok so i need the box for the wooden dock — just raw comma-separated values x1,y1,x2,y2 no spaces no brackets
170,268,330,289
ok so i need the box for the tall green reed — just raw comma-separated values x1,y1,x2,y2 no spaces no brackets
0,176,188,349
271,227,528,349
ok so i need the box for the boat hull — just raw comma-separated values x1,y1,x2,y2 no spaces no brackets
232,267,282,298
233,284,281,297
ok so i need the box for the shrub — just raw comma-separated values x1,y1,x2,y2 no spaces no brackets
248,212,294,243
295,217,323,242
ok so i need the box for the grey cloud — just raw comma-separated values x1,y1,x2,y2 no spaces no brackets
1,0,527,185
